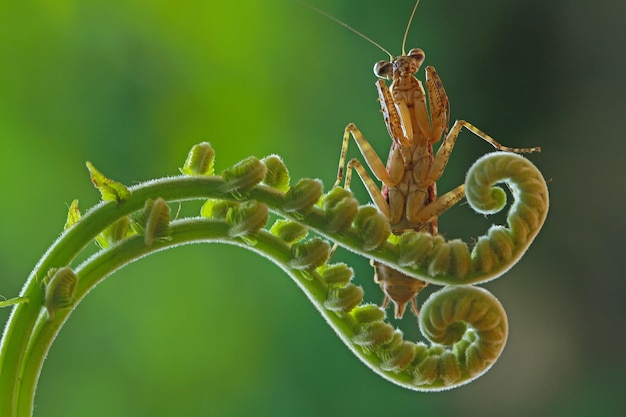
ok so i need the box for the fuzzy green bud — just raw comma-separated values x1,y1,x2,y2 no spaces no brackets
429,238,472,278
318,263,353,286
323,284,363,312
131,198,172,246
352,321,395,347
395,231,435,267
261,155,290,192
283,178,323,213
180,142,215,176
201,199,240,220
379,339,418,372
96,216,133,248
350,304,386,324
44,267,78,318
353,206,391,251
321,188,359,233
221,156,267,194
438,351,461,386
289,238,330,270
226,201,269,238
412,355,440,385
269,219,308,244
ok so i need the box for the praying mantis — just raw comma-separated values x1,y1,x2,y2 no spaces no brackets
315,0,541,318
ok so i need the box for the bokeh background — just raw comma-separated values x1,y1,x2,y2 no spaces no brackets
1,0,624,416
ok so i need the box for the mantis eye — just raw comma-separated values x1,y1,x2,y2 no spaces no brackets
373,60,393,79
407,48,425,65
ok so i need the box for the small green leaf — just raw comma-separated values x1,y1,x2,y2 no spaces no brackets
64,199,81,230
86,161,131,203
0,296,29,308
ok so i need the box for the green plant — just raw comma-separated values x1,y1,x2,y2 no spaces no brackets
0,142,548,417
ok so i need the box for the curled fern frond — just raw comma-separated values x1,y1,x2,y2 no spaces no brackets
418,286,507,384
0,143,548,416
359,152,548,286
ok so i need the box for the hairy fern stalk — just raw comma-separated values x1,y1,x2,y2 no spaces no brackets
0,142,548,417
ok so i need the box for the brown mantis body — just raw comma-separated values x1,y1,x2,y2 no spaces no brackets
332,2,540,319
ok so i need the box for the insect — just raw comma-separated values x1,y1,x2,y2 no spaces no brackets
309,0,541,319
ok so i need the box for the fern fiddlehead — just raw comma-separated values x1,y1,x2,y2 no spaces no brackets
0,142,548,416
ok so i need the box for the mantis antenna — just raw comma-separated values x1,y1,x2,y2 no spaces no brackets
299,1,393,59
401,0,421,55
301,0,422,58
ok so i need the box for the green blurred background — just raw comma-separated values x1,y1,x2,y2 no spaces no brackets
1,0,623,416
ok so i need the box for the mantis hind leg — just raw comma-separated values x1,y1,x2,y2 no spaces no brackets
428,120,541,186
408,119,540,225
